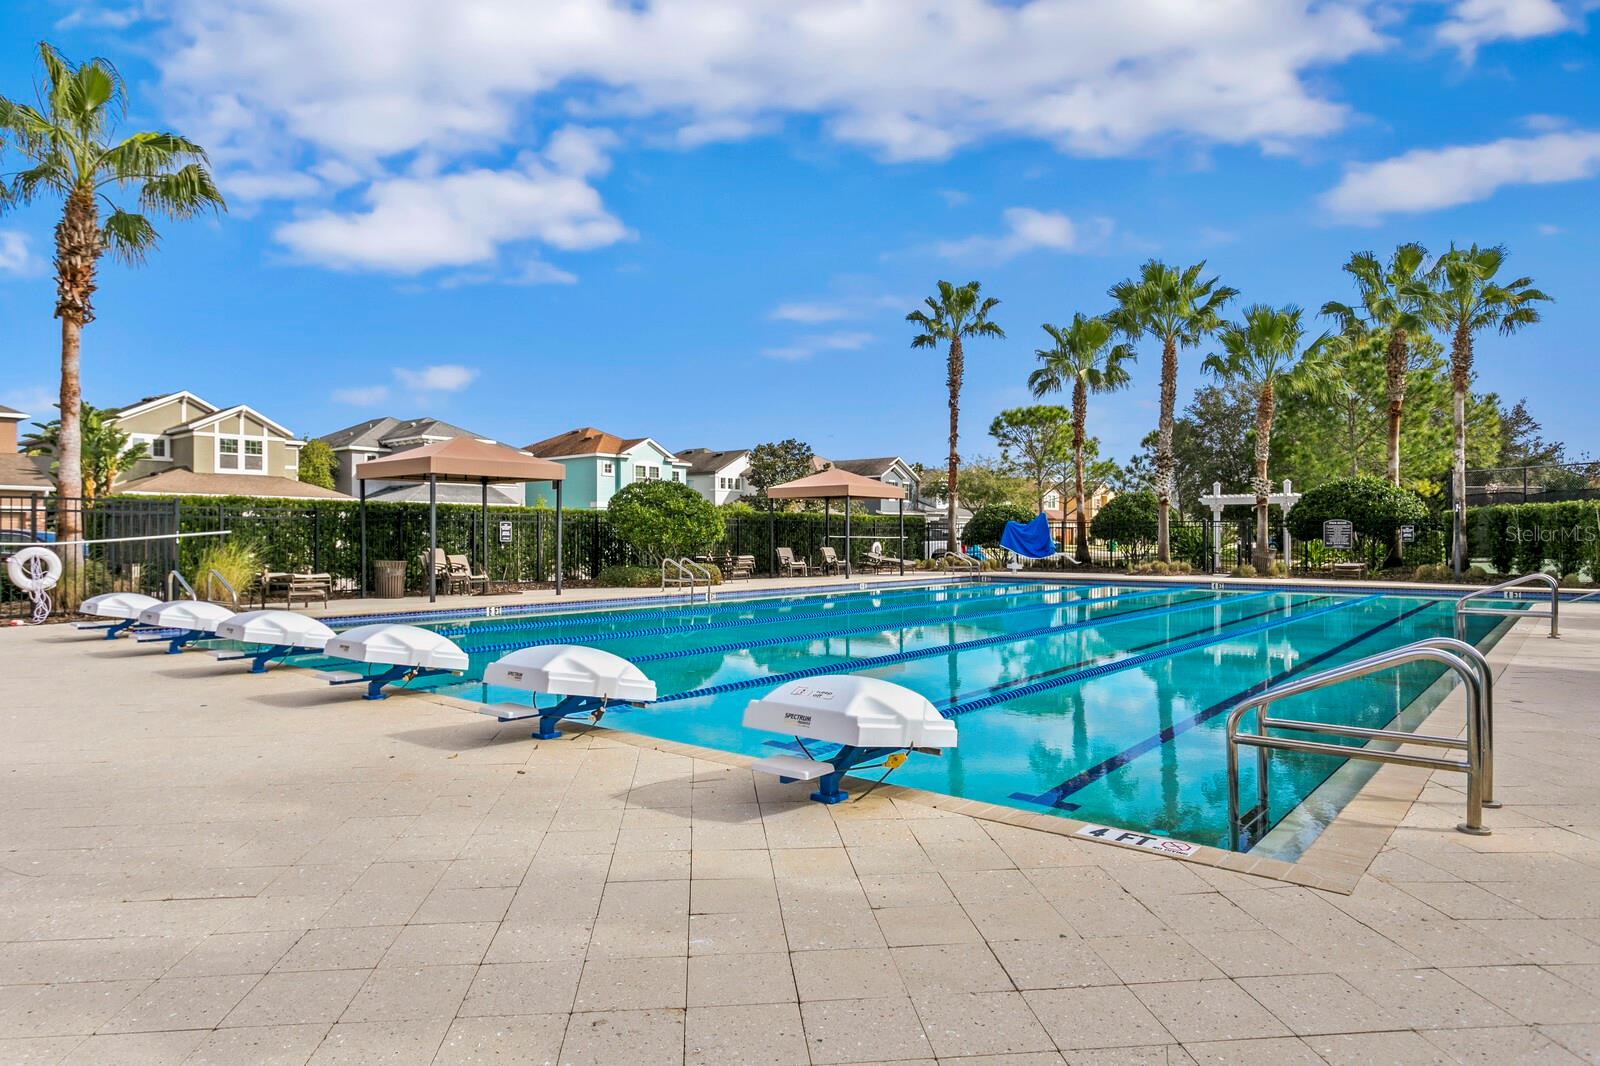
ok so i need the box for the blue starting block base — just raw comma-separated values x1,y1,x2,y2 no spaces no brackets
754,745,901,805
321,664,454,700
213,644,313,673
486,694,607,740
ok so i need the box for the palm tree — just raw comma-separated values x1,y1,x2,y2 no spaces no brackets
1028,314,1135,563
23,402,148,498
908,281,1004,551
0,43,224,550
1203,305,1330,571
1107,261,1237,562
1431,245,1550,571
1320,244,1434,487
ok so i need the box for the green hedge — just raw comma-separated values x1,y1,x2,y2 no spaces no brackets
1469,501,1600,578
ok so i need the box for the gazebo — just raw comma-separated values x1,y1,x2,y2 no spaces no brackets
767,467,909,578
355,437,567,602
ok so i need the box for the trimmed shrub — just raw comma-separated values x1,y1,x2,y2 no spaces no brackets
1090,491,1159,549
1232,563,1258,578
607,480,724,563
1286,476,1427,544
597,565,659,587
1467,500,1600,578
962,503,1034,547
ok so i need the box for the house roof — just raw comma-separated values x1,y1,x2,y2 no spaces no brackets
673,448,749,476
105,390,218,420
356,435,564,485
768,467,908,501
166,403,297,440
0,453,52,493
524,427,627,458
0,404,26,420
114,468,351,500
826,456,905,478
320,416,485,451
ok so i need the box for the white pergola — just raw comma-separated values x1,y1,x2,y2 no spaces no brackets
1198,480,1302,573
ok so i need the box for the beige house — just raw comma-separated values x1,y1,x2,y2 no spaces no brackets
1,404,54,517
108,392,346,499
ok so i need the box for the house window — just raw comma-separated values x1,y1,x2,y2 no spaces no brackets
244,440,264,471
218,438,240,470
671,470,680,482
601,461,614,475
147,437,169,460
734,478,742,490
718,477,726,489
650,466,661,480
634,464,646,480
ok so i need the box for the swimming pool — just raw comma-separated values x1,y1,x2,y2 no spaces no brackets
306,579,1511,856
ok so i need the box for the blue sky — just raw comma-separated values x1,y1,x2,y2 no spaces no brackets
1,0,1596,468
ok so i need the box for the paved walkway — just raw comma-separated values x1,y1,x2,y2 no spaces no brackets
1,607,1597,1064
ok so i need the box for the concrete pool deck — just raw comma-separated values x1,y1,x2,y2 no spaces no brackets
2,603,1598,1063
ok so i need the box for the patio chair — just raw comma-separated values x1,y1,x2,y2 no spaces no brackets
258,570,332,609
819,546,846,575
418,549,453,593
447,554,489,595
776,547,809,577
727,555,755,580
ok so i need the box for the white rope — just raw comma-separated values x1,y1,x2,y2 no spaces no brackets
44,529,231,548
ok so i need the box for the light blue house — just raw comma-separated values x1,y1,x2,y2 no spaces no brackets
522,427,689,508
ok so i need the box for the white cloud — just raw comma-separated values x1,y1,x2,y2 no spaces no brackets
937,189,971,207
395,364,479,392
332,385,390,406
0,231,39,276
761,331,873,362
1536,223,1564,234
768,291,905,324
937,207,1112,261
1322,129,1600,220
1437,0,1571,58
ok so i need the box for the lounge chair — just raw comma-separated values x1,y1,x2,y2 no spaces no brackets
776,547,809,577
258,570,332,609
418,549,453,593
819,546,847,575
726,555,755,580
447,554,489,595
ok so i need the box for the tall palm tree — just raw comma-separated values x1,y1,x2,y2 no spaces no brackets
1203,305,1330,571
1028,314,1135,563
1320,244,1434,487
1108,261,1237,562
0,43,224,550
908,280,1004,551
22,402,148,498
1431,244,1550,571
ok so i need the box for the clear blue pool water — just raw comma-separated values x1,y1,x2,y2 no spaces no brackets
300,580,1510,854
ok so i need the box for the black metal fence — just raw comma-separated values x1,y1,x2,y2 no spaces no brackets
0,496,928,619
1466,462,1600,507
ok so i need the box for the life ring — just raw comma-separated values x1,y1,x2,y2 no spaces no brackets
6,546,63,593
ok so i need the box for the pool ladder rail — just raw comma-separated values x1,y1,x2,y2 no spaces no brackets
1225,637,1494,853
661,557,713,603
1456,572,1559,639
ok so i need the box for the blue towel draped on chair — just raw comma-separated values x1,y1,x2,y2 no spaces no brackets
999,513,1058,559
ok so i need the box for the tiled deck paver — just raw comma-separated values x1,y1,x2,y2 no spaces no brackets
1,606,1598,1064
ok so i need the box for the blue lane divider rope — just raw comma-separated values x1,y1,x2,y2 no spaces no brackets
461,584,1186,662
649,589,1272,706
945,594,1381,718
436,578,1062,640
1011,598,1436,813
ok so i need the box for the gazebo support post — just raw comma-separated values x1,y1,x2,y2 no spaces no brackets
823,499,829,572
554,479,564,596
898,497,905,576
767,495,776,578
844,492,852,579
359,478,368,598
481,478,489,591
428,473,438,603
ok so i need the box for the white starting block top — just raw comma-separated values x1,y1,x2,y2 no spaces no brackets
324,623,469,672
483,644,657,702
137,599,235,634
743,675,958,750
80,591,161,620
215,610,336,650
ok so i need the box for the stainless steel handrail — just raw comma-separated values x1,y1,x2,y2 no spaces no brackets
660,558,712,602
1456,572,1559,638
1405,637,1496,808
203,568,239,608
1225,643,1491,851
166,569,195,600
682,558,713,603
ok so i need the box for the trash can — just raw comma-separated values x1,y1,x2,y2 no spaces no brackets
373,560,407,599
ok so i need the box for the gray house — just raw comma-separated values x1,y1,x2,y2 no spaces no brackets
319,417,524,504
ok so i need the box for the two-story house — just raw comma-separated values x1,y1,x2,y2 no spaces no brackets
319,416,523,504
107,391,347,499
676,448,751,506
815,456,920,514
523,427,689,509
0,404,54,517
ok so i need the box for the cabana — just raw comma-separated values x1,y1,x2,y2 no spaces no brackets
355,437,566,602
767,467,908,578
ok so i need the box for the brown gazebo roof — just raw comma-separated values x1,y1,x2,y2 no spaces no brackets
767,468,907,500
355,436,564,484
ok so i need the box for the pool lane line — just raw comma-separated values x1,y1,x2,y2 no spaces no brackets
646,588,1268,705
1009,597,1435,813
437,578,1072,640
457,583,1185,660
945,594,1381,720
634,586,1228,668
936,594,1335,709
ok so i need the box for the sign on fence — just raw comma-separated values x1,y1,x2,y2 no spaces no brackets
1323,519,1354,549
1399,524,1416,544
498,521,513,544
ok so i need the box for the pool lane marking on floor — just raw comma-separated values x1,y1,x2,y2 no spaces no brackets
1009,597,1435,813
438,578,1061,639
946,594,1381,719
644,589,1274,705
450,581,1154,655
936,595,1335,709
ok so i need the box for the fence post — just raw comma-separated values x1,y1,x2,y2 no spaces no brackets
313,508,322,573
591,512,601,581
